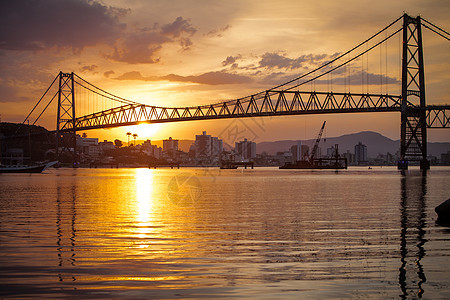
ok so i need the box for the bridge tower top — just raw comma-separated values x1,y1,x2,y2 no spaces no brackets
56,72,76,163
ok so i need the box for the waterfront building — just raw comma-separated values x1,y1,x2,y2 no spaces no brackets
195,131,212,157
194,131,223,158
163,137,178,152
290,141,306,162
211,136,223,157
3,148,24,165
354,141,368,164
343,150,355,164
441,151,450,165
142,140,162,159
327,145,337,158
76,134,100,158
235,138,256,161
99,140,115,152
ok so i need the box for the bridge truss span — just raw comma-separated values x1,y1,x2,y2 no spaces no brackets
65,91,404,131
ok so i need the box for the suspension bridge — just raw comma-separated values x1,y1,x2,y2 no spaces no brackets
18,14,450,169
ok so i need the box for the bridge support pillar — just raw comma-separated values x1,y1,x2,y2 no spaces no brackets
399,14,429,170
56,72,78,166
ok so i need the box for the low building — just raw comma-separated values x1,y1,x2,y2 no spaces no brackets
343,150,355,165
76,134,100,158
99,140,115,152
3,148,24,165
441,151,450,165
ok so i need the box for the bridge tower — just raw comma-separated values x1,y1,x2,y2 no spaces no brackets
56,72,77,165
399,14,429,170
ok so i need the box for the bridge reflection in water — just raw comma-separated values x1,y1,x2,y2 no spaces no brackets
399,173,428,298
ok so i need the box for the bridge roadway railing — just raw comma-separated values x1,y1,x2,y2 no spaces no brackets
57,90,448,132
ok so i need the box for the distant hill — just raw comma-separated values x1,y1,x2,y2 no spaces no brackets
257,131,450,158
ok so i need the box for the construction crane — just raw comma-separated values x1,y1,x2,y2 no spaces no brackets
309,121,326,162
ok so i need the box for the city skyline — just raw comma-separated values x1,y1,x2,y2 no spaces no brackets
1,1,449,144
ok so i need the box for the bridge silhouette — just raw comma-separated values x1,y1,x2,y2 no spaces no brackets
23,14,450,169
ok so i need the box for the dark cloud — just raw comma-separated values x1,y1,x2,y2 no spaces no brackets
327,71,400,86
115,70,252,85
107,16,197,63
161,16,197,50
80,65,98,73
222,55,241,67
0,0,126,52
107,30,168,64
260,72,298,86
258,52,338,70
257,68,398,87
204,24,231,37
161,16,197,38
104,70,115,78
115,71,149,81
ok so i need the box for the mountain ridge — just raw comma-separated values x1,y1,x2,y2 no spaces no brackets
256,131,449,158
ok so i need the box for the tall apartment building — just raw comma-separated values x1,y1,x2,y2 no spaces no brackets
194,131,223,158
354,141,368,164
291,141,309,161
163,137,178,153
235,138,256,161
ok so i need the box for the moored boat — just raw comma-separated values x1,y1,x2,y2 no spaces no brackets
0,161,58,173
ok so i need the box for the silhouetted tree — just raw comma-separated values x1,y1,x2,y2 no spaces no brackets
114,139,123,148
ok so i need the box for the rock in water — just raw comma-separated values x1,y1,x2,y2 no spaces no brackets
435,199,450,225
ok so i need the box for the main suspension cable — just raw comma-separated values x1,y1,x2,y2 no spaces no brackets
22,73,59,124
422,18,450,38
73,73,140,105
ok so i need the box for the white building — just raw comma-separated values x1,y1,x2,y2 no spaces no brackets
99,140,115,152
354,142,368,164
76,134,100,157
290,141,309,161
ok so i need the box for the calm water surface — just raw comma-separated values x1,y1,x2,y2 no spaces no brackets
0,167,449,298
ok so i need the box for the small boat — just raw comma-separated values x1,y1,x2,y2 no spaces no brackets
0,161,58,173
280,158,347,170
220,160,254,169
220,164,238,169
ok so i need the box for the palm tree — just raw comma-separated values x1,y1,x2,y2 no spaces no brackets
126,132,132,147
132,133,138,146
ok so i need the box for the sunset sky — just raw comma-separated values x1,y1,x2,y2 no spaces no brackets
1,0,449,145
